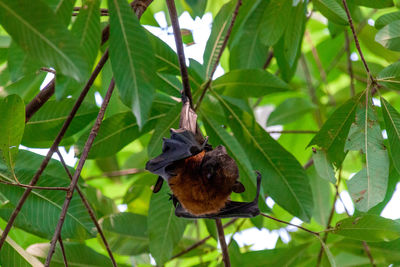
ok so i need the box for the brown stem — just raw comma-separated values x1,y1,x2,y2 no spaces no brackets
362,241,376,267
0,180,69,191
0,50,110,251
303,158,314,170
58,236,68,267
341,0,373,81
171,219,237,260
215,219,231,267
344,30,355,97
195,0,242,111
263,51,274,69
166,0,193,107
25,79,55,122
267,130,317,134
45,80,116,266
260,213,319,236
56,150,117,267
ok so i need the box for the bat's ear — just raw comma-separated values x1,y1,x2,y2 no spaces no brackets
232,181,245,193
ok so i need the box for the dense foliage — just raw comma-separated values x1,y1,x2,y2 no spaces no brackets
0,0,400,266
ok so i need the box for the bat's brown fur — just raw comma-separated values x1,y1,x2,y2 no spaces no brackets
168,149,239,215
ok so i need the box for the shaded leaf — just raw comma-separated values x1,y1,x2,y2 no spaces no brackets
267,97,315,126
375,20,400,52
375,11,400,30
381,98,400,175
353,0,393,8
148,185,187,265
333,215,400,242
213,69,289,98
312,149,336,184
0,0,89,81
0,95,25,171
108,0,155,128
100,213,149,255
7,42,40,82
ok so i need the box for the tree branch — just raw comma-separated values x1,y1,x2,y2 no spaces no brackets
58,236,68,267
215,218,231,267
195,0,242,111
260,213,319,236
344,30,355,97
25,78,55,122
45,80,116,266
0,180,69,191
56,150,117,267
263,51,274,69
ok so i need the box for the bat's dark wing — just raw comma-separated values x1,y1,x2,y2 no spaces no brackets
145,129,204,180
175,172,262,219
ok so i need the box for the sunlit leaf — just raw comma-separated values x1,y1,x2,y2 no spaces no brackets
375,20,400,52
313,0,348,26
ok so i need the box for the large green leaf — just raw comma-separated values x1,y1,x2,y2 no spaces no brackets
0,0,89,81
375,11,400,30
0,150,95,240
212,69,289,98
308,166,332,227
108,0,155,128
27,242,121,267
0,95,25,171
22,99,99,148
259,0,292,46
345,94,389,212
312,0,348,26
267,97,315,126
332,215,400,242
381,98,400,175
214,93,313,221
312,149,336,184
7,42,40,82
376,20,400,52
100,213,149,255
203,0,236,79
148,185,187,265
308,93,364,167
76,111,161,158
229,0,269,70
46,0,76,27
0,228,43,267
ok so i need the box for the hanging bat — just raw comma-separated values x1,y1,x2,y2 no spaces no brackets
145,100,261,219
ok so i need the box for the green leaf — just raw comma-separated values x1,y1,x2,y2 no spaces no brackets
76,111,161,158
22,99,98,148
46,0,76,27
27,242,120,267
229,0,269,70
71,0,101,67
214,93,313,221
267,97,315,126
259,0,292,46
378,61,400,90
333,215,400,242
381,98,400,175
0,150,95,240
108,0,155,128
375,11,400,30
4,72,46,102
7,42,40,82
313,0,348,26
0,95,25,171
345,95,389,212
212,69,289,98
0,0,89,81
312,149,336,184
308,93,364,167
308,166,332,226
203,0,236,79
375,20,400,52
204,219,218,240
317,235,337,267
353,0,393,8
100,213,149,255
0,228,44,267
184,0,207,18
147,103,180,158
148,185,187,265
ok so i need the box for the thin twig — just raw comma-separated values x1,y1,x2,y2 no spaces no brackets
341,0,373,82
215,219,231,267
25,78,55,122
85,168,144,180
58,236,68,267
260,213,319,236
166,0,193,107
40,67,56,74
263,51,274,69
171,219,237,260
303,158,314,170
0,50,110,251
45,80,116,266
0,180,69,191
195,0,242,111
267,130,318,134
56,150,117,267
344,30,355,97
